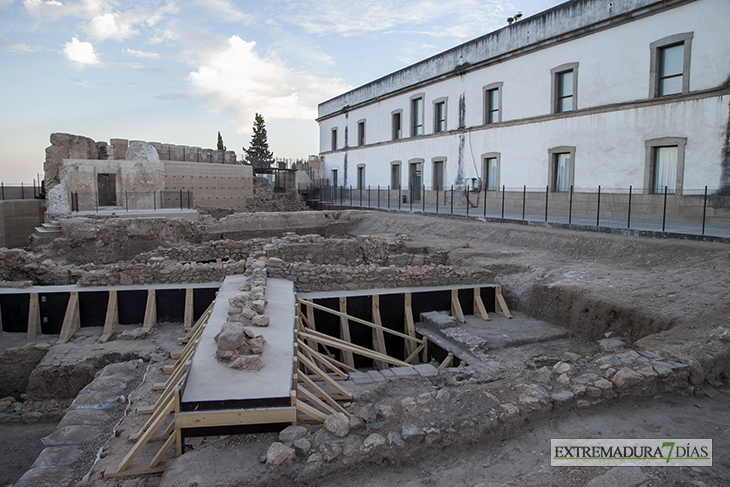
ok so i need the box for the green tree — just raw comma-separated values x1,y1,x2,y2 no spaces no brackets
217,131,226,151
243,113,274,168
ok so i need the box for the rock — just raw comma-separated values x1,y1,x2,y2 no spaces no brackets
611,367,644,390
557,373,571,386
417,392,432,404
279,425,307,443
252,314,270,327
69,392,122,410
598,338,627,351
401,423,425,443
293,438,311,456
387,431,405,448
585,466,648,487
348,415,365,431
319,441,343,462
550,390,575,406
530,366,551,384
14,466,74,487
357,403,377,422
31,446,83,467
400,397,417,412
363,433,386,452
553,361,576,375
119,328,144,340
324,412,350,438
251,300,267,314
59,409,111,428
229,355,265,371
215,322,246,354
425,427,442,445
43,425,101,445
420,311,458,329
266,442,295,466
378,404,395,418
434,388,451,402
125,141,160,162
80,376,127,395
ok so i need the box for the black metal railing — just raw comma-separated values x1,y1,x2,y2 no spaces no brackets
69,190,194,212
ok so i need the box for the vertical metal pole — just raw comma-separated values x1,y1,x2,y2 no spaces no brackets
33,179,36,198
1,182,4,200
399,185,402,209
368,185,370,207
410,187,413,211
95,191,98,212
544,185,549,222
702,186,708,235
662,186,668,232
154,190,156,211
501,185,505,219
483,188,487,217
359,186,362,207
21,182,24,199
466,190,470,216
436,186,439,213
569,185,573,224
126,191,129,211
377,185,380,208
596,185,601,227
522,185,526,220
627,185,632,229
350,185,352,206
180,189,183,210
188,190,191,209
422,185,425,212
450,185,454,214
388,185,390,209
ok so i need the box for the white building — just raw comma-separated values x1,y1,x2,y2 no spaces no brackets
317,0,730,202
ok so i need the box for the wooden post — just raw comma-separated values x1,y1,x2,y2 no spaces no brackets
451,289,465,323
495,286,512,319
99,290,119,343
27,293,42,340
474,288,490,321
371,295,388,370
183,288,194,331
404,293,417,359
58,292,80,343
142,289,157,335
338,297,355,368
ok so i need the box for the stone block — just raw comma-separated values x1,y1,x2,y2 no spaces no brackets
401,423,425,443
43,425,101,445
279,425,307,443
366,370,386,383
324,412,349,437
14,466,74,487
391,366,419,378
348,372,372,384
31,446,83,468
266,442,295,466
413,364,438,377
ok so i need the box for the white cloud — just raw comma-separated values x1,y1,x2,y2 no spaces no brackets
188,36,351,131
123,48,161,59
150,93,192,101
194,0,249,23
287,0,512,39
67,76,90,87
149,27,178,44
0,34,41,52
63,36,101,67
83,3,178,41
23,0,109,20
0,0,16,7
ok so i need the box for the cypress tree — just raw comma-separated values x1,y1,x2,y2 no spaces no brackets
243,113,274,168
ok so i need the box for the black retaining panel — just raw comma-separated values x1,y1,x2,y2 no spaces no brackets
39,293,70,335
194,288,218,321
79,291,109,327
0,294,29,333
156,289,186,323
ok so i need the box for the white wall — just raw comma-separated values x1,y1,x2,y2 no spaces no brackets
318,0,730,193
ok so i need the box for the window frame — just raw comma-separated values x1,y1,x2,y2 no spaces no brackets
433,97,447,133
548,146,576,192
644,137,687,194
410,94,425,137
550,63,579,114
482,152,501,191
357,119,366,146
649,33,693,98
331,168,338,186
431,158,446,191
331,128,338,152
483,82,503,124
356,164,366,189
392,110,403,140
390,161,401,189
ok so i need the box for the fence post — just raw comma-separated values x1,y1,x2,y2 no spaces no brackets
360,186,362,207
33,179,37,198
522,185,526,220
627,185,632,229
501,185,505,219
596,185,601,227
377,185,380,208
1,182,4,200
483,188,487,217
126,191,129,212
179,189,183,210
95,191,98,213
544,185,549,222
569,185,573,224
21,182,24,200
410,187,413,211
436,186,439,214
399,185,402,209
662,186,668,232
466,189,469,216
154,190,156,211
450,185,454,214
350,185,352,206
702,185,708,235
388,185,390,209
188,190,191,209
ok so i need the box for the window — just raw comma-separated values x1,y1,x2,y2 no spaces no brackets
644,137,686,194
391,162,401,188
483,82,502,124
357,120,366,146
409,160,423,202
411,95,424,136
331,128,338,151
650,33,693,97
551,63,578,113
434,99,447,133
548,146,576,192
482,153,500,190
432,159,444,190
331,168,338,186
357,164,366,189
392,111,402,140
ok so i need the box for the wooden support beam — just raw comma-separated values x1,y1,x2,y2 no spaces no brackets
99,290,119,343
27,293,41,341
183,288,194,331
297,340,349,380
297,369,349,415
117,397,174,474
57,292,80,344
141,290,157,335
474,288,490,321
297,383,338,417
174,407,296,429
404,293,417,359
338,297,355,368
295,399,328,423
296,343,352,398
404,341,426,365
439,353,454,369
451,289,465,323
495,286,512,319
371,295,387,370
300,330,412,368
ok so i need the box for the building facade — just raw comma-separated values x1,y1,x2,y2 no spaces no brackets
317,0,730,201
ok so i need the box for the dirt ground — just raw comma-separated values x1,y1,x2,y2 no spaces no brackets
3,210,730,486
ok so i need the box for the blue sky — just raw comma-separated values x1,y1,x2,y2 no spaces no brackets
0,0,559,182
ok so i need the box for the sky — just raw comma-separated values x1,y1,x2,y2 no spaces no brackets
0,0,559,183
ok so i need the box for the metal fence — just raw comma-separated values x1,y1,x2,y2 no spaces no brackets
304,183,730,238
69,190,194,212
0,182,43,200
